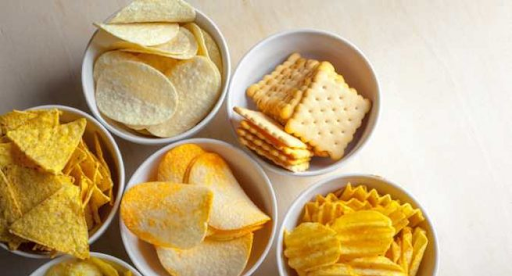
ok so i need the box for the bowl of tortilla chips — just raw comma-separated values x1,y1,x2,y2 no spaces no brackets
120,138,277,276
0,105,125,259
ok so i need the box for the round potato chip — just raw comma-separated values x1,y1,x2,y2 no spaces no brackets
201,29,223,72
184,23,207,57
147,56,221,137
96,60,178,126
93,51,140,82
109,0,195,24
157,144,205,183
96,22,179,46
136,53,177,73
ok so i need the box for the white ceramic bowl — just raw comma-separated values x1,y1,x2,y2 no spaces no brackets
120,138,277,276
227,29,380,176
82,9,231,145
277,174,438,276
29,252,142,276
0,105,125,259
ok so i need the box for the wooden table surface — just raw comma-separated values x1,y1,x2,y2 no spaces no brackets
1,0,512,275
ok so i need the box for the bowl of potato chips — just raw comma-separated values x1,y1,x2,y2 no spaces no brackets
0,105,124,259
30,252,141,276
227,29,380,176
119,138,277,276
82,0,230,145
277,174,438,276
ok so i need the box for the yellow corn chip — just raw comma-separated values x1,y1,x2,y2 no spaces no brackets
0,143,13,167
157,144,205,183
90,185,110,224
0,170,23,246
349,256,406,276
0,109,60,134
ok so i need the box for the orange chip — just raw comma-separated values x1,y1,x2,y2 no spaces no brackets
157,144,205,183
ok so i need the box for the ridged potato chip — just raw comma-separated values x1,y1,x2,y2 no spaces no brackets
96,60,178,126
302,201,352,225
284,222,342,272
385,240,402,263
156,233,253,276
96,22,179,47
187,153,270,231
330,210,394,260
409,227,428,276
349,256,406,276
93,51,140,82
157,144,204,183
121,182,213,248
147,56,221,137
109,0,195,24
398,227,413,274
306,263,356,276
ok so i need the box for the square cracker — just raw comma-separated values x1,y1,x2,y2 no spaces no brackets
246,53,319,123
234,107,308,149
285,64,371,160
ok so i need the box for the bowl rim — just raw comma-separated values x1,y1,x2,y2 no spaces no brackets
119,137,278,276
29,251,142,276
275,173,439,276
226,28,381,177
81,8,232,145
0,104,125,259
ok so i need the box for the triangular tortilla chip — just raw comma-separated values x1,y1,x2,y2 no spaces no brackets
0,143,13,167
0,109,60,134
0,170,23,247
9,184,89,259
188,153,270,231
156,233,253,276
7,118,86,174
90,184,110,224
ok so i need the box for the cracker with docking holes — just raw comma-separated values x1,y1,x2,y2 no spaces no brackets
285,63,371,160
246,53,320,123
239,137,309,172
233,107,308,149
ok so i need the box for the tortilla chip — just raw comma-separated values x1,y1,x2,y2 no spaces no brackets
0,170,22,245
0,109,60,134
90,185,110,224
7,118,86,174
0,143,13,167
9,184,89,259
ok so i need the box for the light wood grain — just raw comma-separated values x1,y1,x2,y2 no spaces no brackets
1,0,512,275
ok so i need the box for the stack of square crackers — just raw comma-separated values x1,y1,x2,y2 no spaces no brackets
234,53,371,172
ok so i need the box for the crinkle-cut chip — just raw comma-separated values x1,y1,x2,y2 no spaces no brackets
96,22,179,47
306,263,357,276
147,56,221,138
109,0,195,23
201,28,223,73
137,53,177,73
386,240,402,263
96,60,178,126
409,227,428,276
0,109,60,134
303,201,352,225
398,227,413,274
184,23,207,57
0,143,13,167
0,170,22,245
2,164,68,214
342,198,373,211
400,203,425,227
187,153,270,231
93,50,140,82
9,184,89,259
349,256,406,276
7,118,86,174
314,193,339,205
330,210,394,260
157,234,252,276
284,222,341,272
121,182,213,248
157,144,204,183
339,183,368,202
206,224,263,241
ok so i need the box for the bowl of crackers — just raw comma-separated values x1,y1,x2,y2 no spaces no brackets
227,29,379,176
0,105,124,259
119,138,277,276
277,174,438,276
82,0,230,145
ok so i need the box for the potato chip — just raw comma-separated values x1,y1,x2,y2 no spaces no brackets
184,23,207,57
93,50,140,82
96,60,178,126
330,210,394,260
147,56,221,137
9,184,89,259
7,118,86,174
409,227,428,276
157,144,204,183
96,22,179,47
207,224,263,241
187,153,270,231
109,0,195,24
121,182,212,248
306,263,356,276
201,29,223,72
136,53,177,73
398,227,413,274
385,240,401,263
89,257,120,276
284,222,342,272
46,260,102,276
349,256,406,276
156,233,253,276
302,201,352,225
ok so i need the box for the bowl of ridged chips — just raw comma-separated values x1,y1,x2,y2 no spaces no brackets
82,0,230,144
277,174,438,276
227,30,379,176
119,138,277,276
0,105,124,259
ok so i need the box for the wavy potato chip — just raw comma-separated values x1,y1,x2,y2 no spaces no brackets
156,233,253,276
306,263,356,276
96,22,179,47
157,144,204,183
147,56,221,137
349,256,406,276
109,0,195,24
409,227,428,276
201,29,222,73
93,51,140,82
96,60,178,126
121,182,212,248
187,153,270,231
